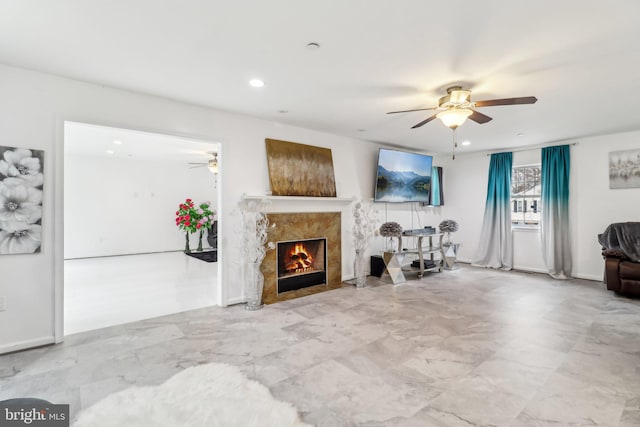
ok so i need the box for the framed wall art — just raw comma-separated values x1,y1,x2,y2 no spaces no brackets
265,139,337,197
0,146,44,254
609,149,640,189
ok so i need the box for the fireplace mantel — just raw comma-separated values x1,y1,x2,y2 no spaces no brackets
242,194,355,204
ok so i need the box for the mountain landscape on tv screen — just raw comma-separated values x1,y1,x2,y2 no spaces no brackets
375,165,431,202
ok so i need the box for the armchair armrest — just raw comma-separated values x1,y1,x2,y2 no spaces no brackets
601,249,629,260
603,256,622,291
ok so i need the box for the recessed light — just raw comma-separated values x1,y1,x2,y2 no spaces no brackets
105,150,115,155
113,140,122,145
461,141,471,146
278,110,288,114
306,42,320,50
249,79,265,88
517,133,524,136
357,129,366,132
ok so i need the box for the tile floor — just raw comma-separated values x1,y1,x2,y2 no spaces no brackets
2,265,640,426
64,251,218,334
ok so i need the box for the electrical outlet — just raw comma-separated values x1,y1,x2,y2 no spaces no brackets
0,296,6,312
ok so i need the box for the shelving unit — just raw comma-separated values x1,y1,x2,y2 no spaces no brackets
400,231,445,278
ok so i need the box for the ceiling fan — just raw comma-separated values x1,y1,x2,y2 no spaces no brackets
387,86,537,159
387,86,537,129
188,152,218,174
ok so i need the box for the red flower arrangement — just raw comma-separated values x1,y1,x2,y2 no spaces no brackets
175,198,216,253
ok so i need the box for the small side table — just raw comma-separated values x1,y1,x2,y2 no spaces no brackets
442,243,460,269
382,251,406,285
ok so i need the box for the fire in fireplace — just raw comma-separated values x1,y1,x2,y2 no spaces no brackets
277,238,327,294
284,242,315,273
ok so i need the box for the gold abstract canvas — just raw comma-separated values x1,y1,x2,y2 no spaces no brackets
265,139,337,197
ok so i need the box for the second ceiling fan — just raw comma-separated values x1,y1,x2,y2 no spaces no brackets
387,86,537,130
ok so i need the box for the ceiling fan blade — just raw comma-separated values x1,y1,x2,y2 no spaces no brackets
189,165,205,169
474,96,538,107
411,114,438,128
387,107,437,114
468,110,493,124
187,162,206,165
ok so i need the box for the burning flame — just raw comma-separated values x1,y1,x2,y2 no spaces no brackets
285,242,314,273
290,243,311,259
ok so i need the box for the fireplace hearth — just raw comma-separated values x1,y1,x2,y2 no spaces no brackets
277,238,327,293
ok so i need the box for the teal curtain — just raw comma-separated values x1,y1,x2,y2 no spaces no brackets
541,145,572,278
429,166,443,206
473,152,513,269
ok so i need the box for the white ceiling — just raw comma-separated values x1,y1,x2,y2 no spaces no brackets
65,121,217,163
3,1,640,154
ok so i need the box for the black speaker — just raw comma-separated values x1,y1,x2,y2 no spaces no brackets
411,259,436,269
370,255,386,278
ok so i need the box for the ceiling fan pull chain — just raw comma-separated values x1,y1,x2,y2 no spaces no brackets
452,128,456,160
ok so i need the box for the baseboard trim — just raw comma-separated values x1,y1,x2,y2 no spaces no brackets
0,336,55,355
225,296,246,306
513,266,549,274
572,273,602,282
459,259,602,282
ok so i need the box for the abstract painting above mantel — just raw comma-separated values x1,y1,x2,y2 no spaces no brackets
0,146,44,254
609,149,640,189
265,138,337,197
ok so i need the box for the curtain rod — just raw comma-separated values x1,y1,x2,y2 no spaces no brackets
486,141,578,156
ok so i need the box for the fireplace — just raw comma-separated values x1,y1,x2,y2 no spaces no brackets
277,238,327,294
261,212,341,304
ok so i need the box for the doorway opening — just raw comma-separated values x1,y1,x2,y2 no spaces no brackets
63,121,221,335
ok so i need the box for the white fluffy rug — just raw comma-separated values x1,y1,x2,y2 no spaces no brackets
73,363,312,427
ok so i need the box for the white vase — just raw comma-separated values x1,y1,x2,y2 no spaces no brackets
245,262,264,310
354,249,367,288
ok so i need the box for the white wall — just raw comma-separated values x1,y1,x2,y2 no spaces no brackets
0,64,396,353
443,151,488,264
64,153,217,258
446,132,640,280
571,132,640,279
512,229,546,273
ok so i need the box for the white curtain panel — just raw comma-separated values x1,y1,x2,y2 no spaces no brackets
473,152,513,270
541,145,572,279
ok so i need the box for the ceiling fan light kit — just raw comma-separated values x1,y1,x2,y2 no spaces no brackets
436,108,472,129
207,156,218,174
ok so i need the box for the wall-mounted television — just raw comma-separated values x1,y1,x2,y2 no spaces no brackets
374,148,433,203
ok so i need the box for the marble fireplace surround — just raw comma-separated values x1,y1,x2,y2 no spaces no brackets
261,212,342,304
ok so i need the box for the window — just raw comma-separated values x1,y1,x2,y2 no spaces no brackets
511,165,541,226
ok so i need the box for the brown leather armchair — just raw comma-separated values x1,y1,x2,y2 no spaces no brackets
602,251,640,296
599,222,640,296
602,249,640,296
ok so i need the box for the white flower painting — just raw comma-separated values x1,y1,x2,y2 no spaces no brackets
0,146,44,255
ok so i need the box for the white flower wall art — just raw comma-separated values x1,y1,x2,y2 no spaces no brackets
0,146,44,254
